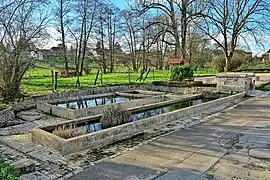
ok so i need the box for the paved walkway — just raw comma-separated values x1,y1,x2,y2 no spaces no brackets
70,96,270,180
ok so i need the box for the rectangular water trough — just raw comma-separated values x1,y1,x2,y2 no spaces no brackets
32,92,245,155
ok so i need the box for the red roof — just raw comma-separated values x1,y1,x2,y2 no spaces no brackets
168,58,184,64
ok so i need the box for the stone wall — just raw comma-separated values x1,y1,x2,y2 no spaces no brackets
216,74,255,93
0,108,16,128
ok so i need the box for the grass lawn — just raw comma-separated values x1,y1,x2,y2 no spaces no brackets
0,103,8,110
236,63,270,72
0,159,21,180
21,63,216,95
257,82,270,91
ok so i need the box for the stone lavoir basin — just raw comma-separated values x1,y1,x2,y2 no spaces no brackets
60,98,211,135
32,92,245,155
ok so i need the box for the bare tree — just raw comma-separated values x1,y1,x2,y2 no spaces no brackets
0,0,50,102
68,0,98,87
76,0,98,75
121,10,141,71
132,0,205,60
96,9,108,74
199,0,270,71
134,0,181,58
0,0,16,13
55,0,70,74
106,5,120,73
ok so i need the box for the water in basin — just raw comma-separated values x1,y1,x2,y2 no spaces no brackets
71,98,211,134
55,96,133,109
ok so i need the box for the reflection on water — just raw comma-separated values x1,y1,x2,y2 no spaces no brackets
55,96,132,109
130,98,209,121
71,98,211,134
73,121,102,134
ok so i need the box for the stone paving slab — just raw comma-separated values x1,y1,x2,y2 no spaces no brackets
16,109,47,122
19,172,50,180
0,122,39,136
155,169,204,180
69,162,161,180
204,119,270,180
107,123,231,172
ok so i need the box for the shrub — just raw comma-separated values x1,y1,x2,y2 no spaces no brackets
230,58,243,71
101,105,131,129
0,159,21,180
0,103,8,111
52,125,86,139
170,65,194,81
190,81,204,87
213,56,244,72
83,65,92,75
212,58,226,72
202,91,220,99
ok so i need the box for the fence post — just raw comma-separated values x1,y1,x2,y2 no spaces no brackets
94,70,100,85
128,69,131,84
100,70,103,85
143,68,151,82
55,71,58,91
152,69,155,81
51,70,55,93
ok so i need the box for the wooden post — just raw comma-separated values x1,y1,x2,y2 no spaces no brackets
152,69,155,81
143,68,151,82
55,71,58,91
100,69,103,85
51,70,55,93
94,70,100,85
136,70,145,82
128,69,131,84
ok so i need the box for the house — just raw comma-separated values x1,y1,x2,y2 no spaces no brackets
262,49,270,62
30,50,44,60
168,58,185,65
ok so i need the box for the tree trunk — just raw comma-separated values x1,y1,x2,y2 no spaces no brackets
2,77,21,103
181,0,187,60
100,15,107,74
60,0,68,74
224,54,233,72
169,0,181,58
80,0,96,75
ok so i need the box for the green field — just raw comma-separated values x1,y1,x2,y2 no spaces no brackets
22,62,216,95
236,63,270,72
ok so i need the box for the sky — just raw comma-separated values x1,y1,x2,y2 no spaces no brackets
112,0,126,9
